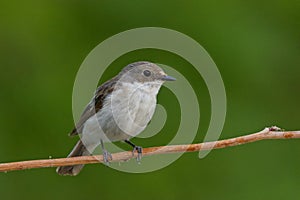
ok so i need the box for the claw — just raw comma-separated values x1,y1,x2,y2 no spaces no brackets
103,150,112,165
132,146,143,163
100,139,112,166
125,140,143,163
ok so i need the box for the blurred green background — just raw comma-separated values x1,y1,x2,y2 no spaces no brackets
0,0,300,199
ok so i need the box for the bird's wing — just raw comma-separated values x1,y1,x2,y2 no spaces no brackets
69,79,116,136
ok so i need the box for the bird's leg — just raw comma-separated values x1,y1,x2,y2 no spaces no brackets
100,139,112,165
125,140,142,162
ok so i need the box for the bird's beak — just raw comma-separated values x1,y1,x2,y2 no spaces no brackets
161,75,176,81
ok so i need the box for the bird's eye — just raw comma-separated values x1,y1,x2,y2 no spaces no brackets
143,70,151,77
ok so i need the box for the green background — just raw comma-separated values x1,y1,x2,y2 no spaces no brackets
0,0,299,199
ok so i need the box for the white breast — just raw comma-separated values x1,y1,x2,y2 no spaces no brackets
82,81,163,144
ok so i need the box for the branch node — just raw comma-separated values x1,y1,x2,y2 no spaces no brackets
268,126,283,132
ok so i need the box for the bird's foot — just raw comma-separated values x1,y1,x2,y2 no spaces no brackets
124,140,143,163
132,146,143,163
103,150,112,165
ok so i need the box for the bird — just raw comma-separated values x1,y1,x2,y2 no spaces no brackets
56,61,176,176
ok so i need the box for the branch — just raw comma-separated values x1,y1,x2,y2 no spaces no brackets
0,126,299,173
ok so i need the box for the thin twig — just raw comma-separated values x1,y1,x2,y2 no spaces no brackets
0,126,299,173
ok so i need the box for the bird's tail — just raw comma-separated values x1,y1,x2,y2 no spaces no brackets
56,140,90,176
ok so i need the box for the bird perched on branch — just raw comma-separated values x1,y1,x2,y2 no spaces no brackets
57,61,176,176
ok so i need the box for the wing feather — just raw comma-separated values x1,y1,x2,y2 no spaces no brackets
69,78,116,136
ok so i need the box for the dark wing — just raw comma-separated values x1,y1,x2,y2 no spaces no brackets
69,78,117,136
